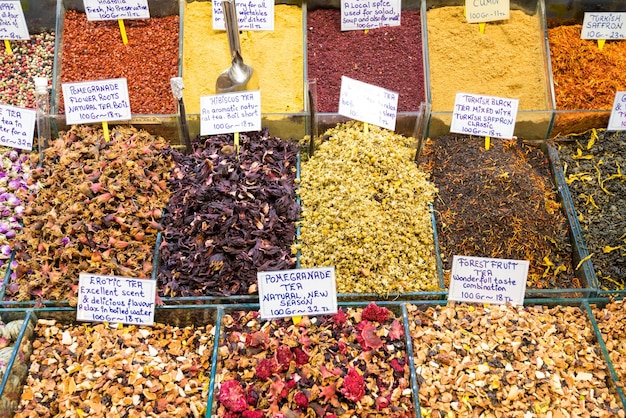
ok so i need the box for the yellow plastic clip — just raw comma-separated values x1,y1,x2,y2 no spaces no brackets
292,316,302,325
485,136,490,150
3,39,12,55
118,19,129,45
479,22,486,34
102,121,110,142
597,39,605,51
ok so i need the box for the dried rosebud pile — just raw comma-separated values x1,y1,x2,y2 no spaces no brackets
408,302,625,417
214,302,414,417
0,148,39,284
593,299,626,391
8,126,173,303
14,320,214,417
298,121,439,294
158,130,300,297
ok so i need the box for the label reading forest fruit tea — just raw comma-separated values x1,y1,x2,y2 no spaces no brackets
465,0,509,24
258,267,338,319
83,0,150,21
62,78,131,124
0,0,28,40
581,12,626,40
341,0,400,31
451,92,518,139
77,274,156,326
0,104,35,150
607,91,626,131
338,76,398,131
200,90,261,135
449,255,528,306
212,0,274,31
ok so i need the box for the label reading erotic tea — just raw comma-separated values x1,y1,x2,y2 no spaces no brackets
465,0,510,24
212,0,274,31
607,91,626,131
581,12,626,40
0,104,35,150
0,0,29,40
340,0,401,31
451,92,518,139
77,274,156,326
449,255,528,306
62,78,132,125
258,267,338,319
200,90,261,135
338,76,398,131
83,0,150,21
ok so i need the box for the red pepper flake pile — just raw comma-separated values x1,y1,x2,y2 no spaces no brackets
214,303,414,417
422,134,577,289
59,10,179,115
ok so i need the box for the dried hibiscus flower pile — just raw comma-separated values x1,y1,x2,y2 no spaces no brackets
157,130,300,297
214,302,414,417
8,125,173,303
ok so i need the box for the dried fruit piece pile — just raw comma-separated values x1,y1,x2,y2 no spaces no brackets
593,299,626,390
158,131,300,297
14,320,213,417
9,126,173,303
408,302,625,417
299,121,439,294
214,303,414,417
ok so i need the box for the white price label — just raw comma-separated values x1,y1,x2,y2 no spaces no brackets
340,0,401,31
451,92,518,139
338,76,398,131
212,0,274,31
0,0,29,40
83,0,150,20
0,104,35,150
62,78,131,125
200,91,261,135
465,0,509,23
581,12,626,40
607,91,626,131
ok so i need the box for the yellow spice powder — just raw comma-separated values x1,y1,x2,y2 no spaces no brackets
182,2,304,114
427,6,548,112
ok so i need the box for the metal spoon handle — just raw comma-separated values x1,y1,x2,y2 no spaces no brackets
222,0,242,62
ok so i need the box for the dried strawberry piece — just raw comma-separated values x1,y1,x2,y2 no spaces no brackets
218,379,248,412
331,309,346,325
293,347,309,366
376,395,390,410
255,358,276,380
340,368,365,402
275,344,294,368
361,302,390,322
242,411,264,418
390,358,405,374
294,391,309,409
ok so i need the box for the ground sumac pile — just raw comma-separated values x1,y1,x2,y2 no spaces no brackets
422,134,577,289
307,9,424,113
158,130,300,297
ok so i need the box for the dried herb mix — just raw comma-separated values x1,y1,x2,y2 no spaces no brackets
553,130,626,291
409,302,625,416
158,130,300,297
298,121,439,294
422,134,576,289
9,126,173,304
215,303,413,416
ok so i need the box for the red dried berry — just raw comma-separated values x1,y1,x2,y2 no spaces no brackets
361,302,390,322
255,358,276,380
275,344,294,368
242,411,264,418
293,347,309,366
332,309,347,325
218,380,248,412
390,358,405,374
340,368,365,402
294,391,309,409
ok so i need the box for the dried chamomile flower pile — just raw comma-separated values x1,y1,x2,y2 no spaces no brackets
158,130,300,297
408,302,625,417
215,303,414,417
14,320,214,417
8,125,173,303
593,299,626,390
0,147,39,284
298,121,439,294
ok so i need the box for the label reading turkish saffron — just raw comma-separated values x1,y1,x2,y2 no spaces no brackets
581,12,626,40
212,0,274,31
62,78,131,125
340,0,401,31
449,255,528,306
607,91,626,131
338,76,398,131
451,92,518,139
465,0,510,24
200,90,261,135
0,0,29,40
83,0,150,21
77,274,156,326
258,267,338,320
0,104,35,150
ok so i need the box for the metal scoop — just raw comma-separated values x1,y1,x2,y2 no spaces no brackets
216,0,258,93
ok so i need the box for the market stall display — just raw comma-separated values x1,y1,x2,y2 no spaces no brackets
593,299,626,391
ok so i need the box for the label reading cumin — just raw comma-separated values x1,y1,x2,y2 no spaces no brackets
465,0,509,24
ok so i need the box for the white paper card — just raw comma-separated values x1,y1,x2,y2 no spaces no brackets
0,104,35,150
338,76,398,131
451,92,518,139
607,91,626,131
212,0,274,31
258,267,338,319
83,0,150,20
200,90,261,135
62,78,131,125
77,274,156,326
449,255,528,306
0,0,29,40
581,12,626,40
341,0,401,31
465,0,509,23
